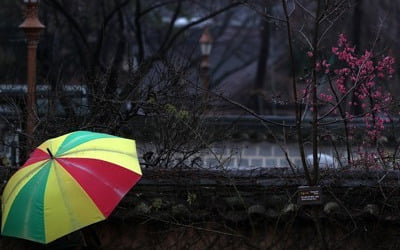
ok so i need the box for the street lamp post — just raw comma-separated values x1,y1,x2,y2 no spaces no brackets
19,0,45,150
199,27,213,92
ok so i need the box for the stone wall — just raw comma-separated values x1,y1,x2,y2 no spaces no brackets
2,168,400,249
137,141,341,169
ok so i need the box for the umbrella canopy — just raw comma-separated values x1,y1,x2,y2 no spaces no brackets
1,131,142,244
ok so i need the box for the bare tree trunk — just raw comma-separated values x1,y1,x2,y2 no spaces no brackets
352,0,363,52
254,17,270,114
282,0,312,185
311,0,322,185
351,0,363,115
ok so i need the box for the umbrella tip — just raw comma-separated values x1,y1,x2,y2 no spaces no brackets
46,148,54,159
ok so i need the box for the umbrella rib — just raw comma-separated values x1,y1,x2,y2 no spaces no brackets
57,148,137,158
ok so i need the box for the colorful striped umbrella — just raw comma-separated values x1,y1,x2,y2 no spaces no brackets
1,131,142,244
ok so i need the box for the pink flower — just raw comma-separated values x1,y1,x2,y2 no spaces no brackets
338,33,347,47
315,62,321,71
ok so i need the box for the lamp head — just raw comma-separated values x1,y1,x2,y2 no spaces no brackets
23,0,40,3
199,27,213,56
20,0,45,33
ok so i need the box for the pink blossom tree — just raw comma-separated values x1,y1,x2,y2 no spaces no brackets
307,34,395,169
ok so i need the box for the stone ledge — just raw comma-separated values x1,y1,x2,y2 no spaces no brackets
108,168,400,224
